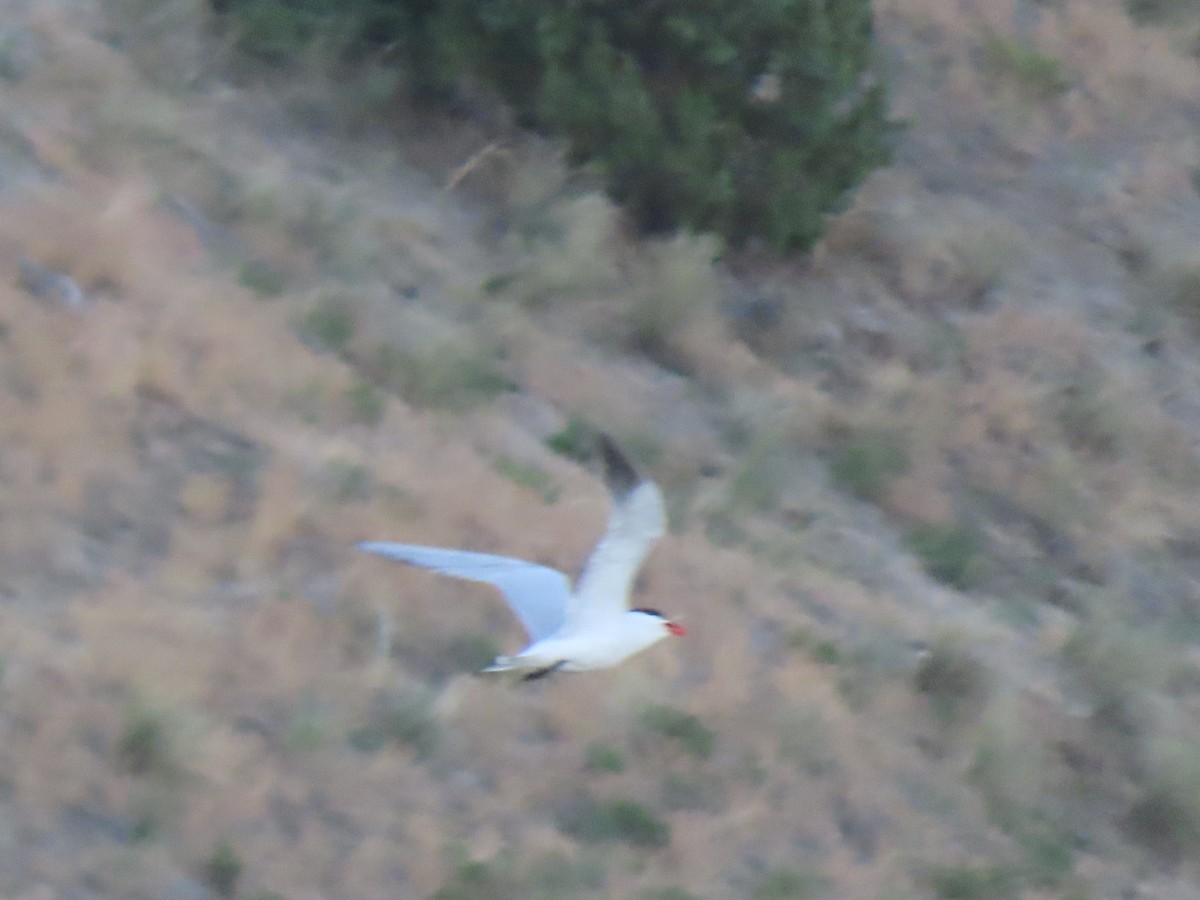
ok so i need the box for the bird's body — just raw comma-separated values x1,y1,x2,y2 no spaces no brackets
357,436,686,678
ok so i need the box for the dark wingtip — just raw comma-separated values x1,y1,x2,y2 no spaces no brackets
598,433,641,499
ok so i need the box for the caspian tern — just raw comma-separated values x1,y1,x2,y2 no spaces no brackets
357,436,686,680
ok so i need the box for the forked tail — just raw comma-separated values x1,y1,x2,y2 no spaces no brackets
479,654,516,674
478,655,567,682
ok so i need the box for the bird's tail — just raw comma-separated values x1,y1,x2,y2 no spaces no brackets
478,655,516,674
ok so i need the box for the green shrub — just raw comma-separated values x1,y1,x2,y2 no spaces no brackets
216,0,415,66
237,259,287,297
129,780,184,842
927,862,1017,900
557,794,671,849
980,35,1068,103
1016,818,1075,887
915,636,989,725
905,520,985,590
299,298,355,354
830,433,909,502
365,342,512,410
215,0,893,252
545,417,594,463
434,852,604,900
584,742,625,774
432,860,513,900
487,0,892,250
117,706,179,778
638,705,715,760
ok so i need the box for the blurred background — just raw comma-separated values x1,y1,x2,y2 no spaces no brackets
2,0,1200,896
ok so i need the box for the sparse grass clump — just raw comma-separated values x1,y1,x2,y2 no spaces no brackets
524,851,605,895
556,793,671,849
284,700,329,753
130,780,184,842
441,632,502,674
622,235,721,368
979,35,1068,103
343,380,386,426
1015,818,1075,887
299,297,356,354
237,259,287,297
915,636,989,725
349,689,440,759
203,839,243,899
584,742,625,774
316,458,372,503
727,429,790,513
494,456,559,503
1054,369,1130,459
787,627,841,664
117,705,179,778
753,867,829,900
366,342,513,410
637,705,715,760
1124,741,1200,861
660,771,727,813
776,707,838,777
1061,619,1170,740
927,861,1017,899
545,417,593,463
434,852,603,899
905,520,985,589
432,859,512,900
1148,262,1200,336
829,432,909,503
1126,0,1198,25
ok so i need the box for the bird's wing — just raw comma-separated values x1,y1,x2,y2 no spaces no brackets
566,437,666,631
356,542,571,642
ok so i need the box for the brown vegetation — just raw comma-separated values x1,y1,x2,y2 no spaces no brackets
2,0,1200,897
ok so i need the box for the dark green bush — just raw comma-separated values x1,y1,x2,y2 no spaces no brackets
557,793,671,848
915,636,989,725
215,0,894,252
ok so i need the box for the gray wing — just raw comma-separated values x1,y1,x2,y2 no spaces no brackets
356,542,571,642
566,438,666,632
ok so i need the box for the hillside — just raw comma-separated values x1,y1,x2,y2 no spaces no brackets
3,0,1200,897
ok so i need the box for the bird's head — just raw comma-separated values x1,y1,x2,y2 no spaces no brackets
631,607,688,637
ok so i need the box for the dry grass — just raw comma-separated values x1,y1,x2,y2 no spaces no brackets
0,0,1199,895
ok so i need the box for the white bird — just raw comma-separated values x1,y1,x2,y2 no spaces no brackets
357,435,687,680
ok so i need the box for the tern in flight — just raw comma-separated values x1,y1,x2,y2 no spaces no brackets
357,436,686,680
